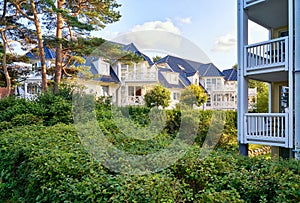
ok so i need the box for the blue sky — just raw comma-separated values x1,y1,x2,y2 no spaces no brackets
92,0,268,70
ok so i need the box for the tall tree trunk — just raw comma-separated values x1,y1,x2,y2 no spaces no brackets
30,0,47,92
54,0,65,93
1,31,11,97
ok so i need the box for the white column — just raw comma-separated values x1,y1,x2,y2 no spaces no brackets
294,0,300,159
24,83,28,98
237,0,249,147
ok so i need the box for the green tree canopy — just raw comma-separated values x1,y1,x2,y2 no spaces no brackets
144,85,171,108
152,55,162,63
180,84,208,107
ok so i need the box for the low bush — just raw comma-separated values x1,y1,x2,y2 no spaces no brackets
0,124,190,202
0,124,299,202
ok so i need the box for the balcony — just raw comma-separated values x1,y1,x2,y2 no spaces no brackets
244,37,289,82
127,96,145,106
212,101,237,110
123,72,158,83
244,113,290,147
244,0,287,29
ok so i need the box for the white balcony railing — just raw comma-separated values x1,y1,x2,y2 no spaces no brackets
127,96,144,105
212,101,237,110
245,37,288,74
244,113,289,147
124,72,157,82
210,84,237,92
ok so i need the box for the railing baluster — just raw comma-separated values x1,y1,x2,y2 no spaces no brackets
273,116,276,138
277,116,280,138
262,116,265,137
282,116,284,137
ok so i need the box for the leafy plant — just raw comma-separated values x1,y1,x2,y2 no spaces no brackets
144,85,171,108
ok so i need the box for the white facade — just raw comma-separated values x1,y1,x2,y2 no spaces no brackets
201,76,238,110
113,61,158,106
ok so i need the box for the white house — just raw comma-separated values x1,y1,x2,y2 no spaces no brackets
15,46,55,99
237,0,300,159
156,55,247,110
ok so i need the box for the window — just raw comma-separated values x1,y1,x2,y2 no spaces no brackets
102,86,109,96
27,83,41,95
167,73,178,84
206,95,211,107
128,86,142,96
98,62,110,75
121,64,128,80
206,78,211,90
173,92,180,100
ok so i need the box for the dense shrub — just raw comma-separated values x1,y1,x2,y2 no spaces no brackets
0,124,190,202
0,124,299,202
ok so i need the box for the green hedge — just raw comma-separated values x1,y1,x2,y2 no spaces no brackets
0,124,299,202
0,124,190,202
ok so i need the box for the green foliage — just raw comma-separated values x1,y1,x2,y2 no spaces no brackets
0,124,299,202
0,93,298,202
0,124,190,202
180,84,208,107
144,85,171,108
0,84,74,130
152,55,162,63
249,80,269,113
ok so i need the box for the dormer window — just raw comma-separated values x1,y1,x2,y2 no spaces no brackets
95,60,110,76
161,72,178,84
98,62,110,75
163,72,179,85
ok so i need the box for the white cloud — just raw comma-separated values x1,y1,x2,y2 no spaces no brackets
113,30,210,64
176,17,192,25
212,33,236,52
131,20,181,35
92,30,120,40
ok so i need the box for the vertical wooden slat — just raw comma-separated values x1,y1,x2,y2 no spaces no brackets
281,116,284,137
262,116,265,136
273,116,276,138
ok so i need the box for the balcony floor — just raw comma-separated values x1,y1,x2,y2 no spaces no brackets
247,70,288,83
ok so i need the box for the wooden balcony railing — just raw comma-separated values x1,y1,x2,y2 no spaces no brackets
244,113,289,147
127,96,145,105
244,37,288,74
212,101,237,110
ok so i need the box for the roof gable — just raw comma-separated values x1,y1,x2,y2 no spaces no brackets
223,68,237,81
84,57,120,83
197,63,225,77
26,46,56,60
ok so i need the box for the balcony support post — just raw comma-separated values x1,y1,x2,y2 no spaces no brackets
294,0,300,160
238,0,249,155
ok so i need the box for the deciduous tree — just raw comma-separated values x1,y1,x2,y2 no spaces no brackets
180,84,207,107
144,85,171,108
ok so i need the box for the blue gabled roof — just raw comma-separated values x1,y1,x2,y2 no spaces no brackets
122,43,154,66
26,46,56,60
197,63,224,77
158,68,186,89
223,68,237,81
85,57,120,83
157,55,199,86
157,55,199,76
156,55,226,90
